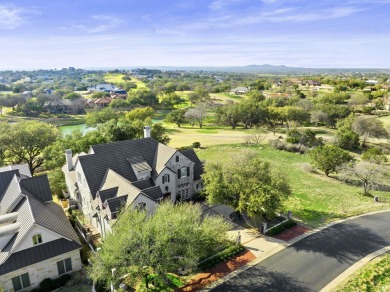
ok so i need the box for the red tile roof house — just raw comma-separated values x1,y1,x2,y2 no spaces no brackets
0,165,82,291
110,89,128,99
62,126,204,239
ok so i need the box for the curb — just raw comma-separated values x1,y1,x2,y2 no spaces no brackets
201,209,390,291
320,246,390,292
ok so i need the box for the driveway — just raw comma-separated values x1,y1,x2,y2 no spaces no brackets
211,211,390,291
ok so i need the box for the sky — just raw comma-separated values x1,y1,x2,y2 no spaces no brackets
0,0,389,69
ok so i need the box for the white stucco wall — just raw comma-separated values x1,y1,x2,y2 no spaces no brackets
155,168,177,201
13,225,62,253
0,249,81,292
74,163,93,216
165,153,195,199
132,194,158,215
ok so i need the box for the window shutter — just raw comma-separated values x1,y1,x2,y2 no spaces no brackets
178,169,181,178
167,174,170,182
187,166,190,176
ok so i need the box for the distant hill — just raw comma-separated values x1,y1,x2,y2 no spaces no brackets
95,64,390,74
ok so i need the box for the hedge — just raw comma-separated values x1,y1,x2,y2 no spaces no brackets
265,219,297,236
198,244,245,270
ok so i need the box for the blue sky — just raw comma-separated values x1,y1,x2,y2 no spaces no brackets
0,0,389,69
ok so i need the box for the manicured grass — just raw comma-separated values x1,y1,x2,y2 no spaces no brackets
196,129,219,134
167,126,251,148
196,144,390,228
336,252,390,292
104,73,147,90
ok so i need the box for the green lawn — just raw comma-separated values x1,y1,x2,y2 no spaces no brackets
196,144,390,228
104,73,147,90
336,252,390,292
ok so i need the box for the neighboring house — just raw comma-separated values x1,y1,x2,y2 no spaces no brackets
365,80,378,85
43,88,53,95
87,84,116,93
264,92,291,99
21,91,32,98
44,98,85,114
62,127,204,238
230,87,249,95
0,164,82,292
110,89,127,99
86,97,112,108
302,80,321,86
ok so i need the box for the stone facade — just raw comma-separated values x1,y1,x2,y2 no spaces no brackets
1,249,81,291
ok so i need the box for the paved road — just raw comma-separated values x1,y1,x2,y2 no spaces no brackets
212,211,390,292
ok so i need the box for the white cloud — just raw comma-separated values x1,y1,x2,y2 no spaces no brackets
0,4,37,29
209,0,245,10
73,15,124,33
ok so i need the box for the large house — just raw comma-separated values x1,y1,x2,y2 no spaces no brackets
0,165,82,291
230,87,249,95
87,84,117,93
62,127,204,238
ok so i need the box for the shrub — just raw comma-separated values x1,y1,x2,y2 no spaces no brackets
38,274,71,292
192,141,201,148
266,219,297,236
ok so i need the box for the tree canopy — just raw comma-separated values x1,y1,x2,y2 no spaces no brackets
0,121,59,175
88,202,231,289
309,144,354,176
203,150,291,219
352,116,388,147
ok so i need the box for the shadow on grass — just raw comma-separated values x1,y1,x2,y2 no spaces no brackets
293,209,344,227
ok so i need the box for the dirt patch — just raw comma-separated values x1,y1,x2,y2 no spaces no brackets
176,250,256,292
273,225,311,242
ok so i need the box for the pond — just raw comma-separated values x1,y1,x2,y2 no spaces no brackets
59,124,93,136
59,119,163,136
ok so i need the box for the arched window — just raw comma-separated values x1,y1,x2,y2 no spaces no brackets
32,234,42,245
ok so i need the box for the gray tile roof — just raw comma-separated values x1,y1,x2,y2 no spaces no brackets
106,195,128,218
0,170,19,200
97,187,118,203
0,167,81,268
127,156,152,172
0,164,31,178
19,175,52,203
0,238,81,275
141,186,163,201
132,179,155,190
0,175,22,215
180,149,204,180
80,138,160,198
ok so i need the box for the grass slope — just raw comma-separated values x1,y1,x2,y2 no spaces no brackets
196,144,390,227
336,252,390,292
104,73,147,90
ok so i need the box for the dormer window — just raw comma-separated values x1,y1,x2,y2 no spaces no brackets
162,174,170,184
176,156,179,162
32,234,42,245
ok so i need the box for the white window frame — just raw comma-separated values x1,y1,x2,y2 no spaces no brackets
12,273,30,291
57,258,73,275
32,233,43,245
